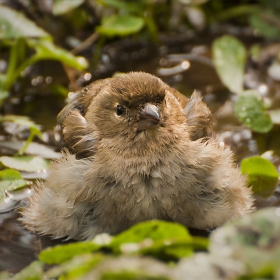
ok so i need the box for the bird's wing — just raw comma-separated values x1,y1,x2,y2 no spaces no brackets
57,78,112,159
166,86,212,140
183,91,213,140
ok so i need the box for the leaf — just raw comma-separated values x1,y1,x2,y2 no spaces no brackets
0,5,49,39
99,0,144,13
52,0,85,15
212,35,246,95
28,39,88,70
250,12,280,39
0,169,27,204
12,261,43,280
140,236,209,260
39,241,100,264
109,220,192,254
45,254,103,280
241,156,279,198
234,94,273,133
0,156,49,172
210,208,280,276
96,15,145,37
0,115,41,135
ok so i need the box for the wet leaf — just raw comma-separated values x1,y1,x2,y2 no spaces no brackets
234,94,273,133
85,256,173,280
12,260,43,280
0,156,49,172
109,220,192,254
0,115,41,135
0,169,27,204
39,241,100,264
140,236,209,260
45,254,103,280
210,208,280,276
53,0,85,15
0,141,60,159
96,15,145,37
28,39,88,70
241,156,279,198
212,35,246,95
0,5,49,39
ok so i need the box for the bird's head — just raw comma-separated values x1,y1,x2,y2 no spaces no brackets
85,72,187,146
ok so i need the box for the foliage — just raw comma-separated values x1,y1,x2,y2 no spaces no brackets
1,1,280,279
241,156,279,198
0,169,27,204
0,5,88,104
212,35,246,96
7,209,280,279
212,35,274,133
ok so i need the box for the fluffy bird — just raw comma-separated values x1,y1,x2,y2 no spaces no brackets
21,72,253,240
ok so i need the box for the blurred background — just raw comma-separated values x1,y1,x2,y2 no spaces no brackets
1,0,280,278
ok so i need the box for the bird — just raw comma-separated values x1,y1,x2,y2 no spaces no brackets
20,72,253,240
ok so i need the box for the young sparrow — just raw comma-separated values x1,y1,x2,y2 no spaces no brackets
20,72,253,240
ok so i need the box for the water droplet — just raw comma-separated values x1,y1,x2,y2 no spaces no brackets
0,59,7,73
101,54,110,63
258,84,268,95
181,60,190,69
77,57,88,67
31,76,43,86
45,76,53,84
84,73,92,81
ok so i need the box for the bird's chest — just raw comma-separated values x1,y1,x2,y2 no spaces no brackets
101,160,183,222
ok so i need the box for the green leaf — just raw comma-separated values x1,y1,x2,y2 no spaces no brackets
45,254,103,280
99,0,144,13
0,5,49,39
140,236,209,260
39,241,100,264
241,156,279,198
0,169,27,204
250,12,280,39
96,15,145,37
101,271,170,280
28,39,88,70
12,261,43,280
53,0,85,15
212,35,246,95
0,156,49,172
109,220,192,254
235,94,273,133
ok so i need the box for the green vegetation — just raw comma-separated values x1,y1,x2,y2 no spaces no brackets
0,0,280,279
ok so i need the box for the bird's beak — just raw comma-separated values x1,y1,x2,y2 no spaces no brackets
137,103,160,131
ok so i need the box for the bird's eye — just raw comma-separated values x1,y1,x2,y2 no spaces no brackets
116,104,125,116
